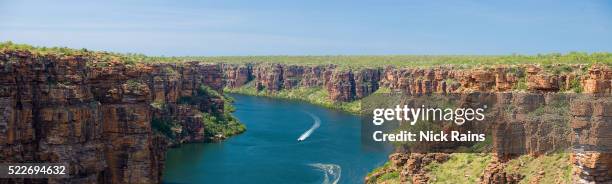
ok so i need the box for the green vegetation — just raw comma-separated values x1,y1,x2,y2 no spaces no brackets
526,97,570,124
503,152,572,184
513,76,529,91
177,85,223,106
376,171,400,184
367,161,392,178
198,85,222,98
569,77,583,93
367,153,494,184
426,153,493,183
564,66,588,93
201,112,246,138
470,135,493,153
125,79,142,88
373,86,392,94
366,150,569,184
157,52,612,69
197,85,246,138
543,65,574,75
177,96,194,105
366,161,402,184
2,41,588,184
162,66,178,74
0,41,149,67
151,117,179,139
224,82,361,113
151,84,246,140
2,41,611,69
150,100,165,110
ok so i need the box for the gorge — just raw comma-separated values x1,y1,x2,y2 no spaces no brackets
222,62,611,183
0,49,240,183
163,94,390,184
0,44,610,183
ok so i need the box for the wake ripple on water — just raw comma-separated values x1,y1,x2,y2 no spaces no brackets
309,163,341,184
297,111,321,141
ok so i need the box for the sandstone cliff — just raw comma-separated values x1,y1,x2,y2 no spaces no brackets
0,50,231,183
0,46,609,183
223,63,605,102
224,63,611,183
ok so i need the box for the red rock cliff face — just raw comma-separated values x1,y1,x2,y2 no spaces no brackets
0,51,225,183
326,70,356,102
223,63,338,93
224,64,252,88
225,63,611,183
149,63,225,143
224,63,386,101
224,63,606,102
570,64,612,183
0,52,110,183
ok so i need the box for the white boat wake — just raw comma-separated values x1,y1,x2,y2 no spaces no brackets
297,111,321,142
309,163,341,184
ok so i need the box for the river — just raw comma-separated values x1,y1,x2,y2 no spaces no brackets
163,94,390,184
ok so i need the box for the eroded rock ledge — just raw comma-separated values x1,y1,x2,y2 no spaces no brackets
0,51,228,183
0,48,609,183
225,63,610,102
224,63,611,183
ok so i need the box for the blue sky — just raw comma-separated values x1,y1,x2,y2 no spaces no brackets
0,0,610,56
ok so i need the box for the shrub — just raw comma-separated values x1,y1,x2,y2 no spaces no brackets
178,96,194,105
2,42,611,68
125,79,141,88
151,118,175,138
151,101,165,110
427,153,493,183
569,77,583,93
201,112,246,137
198,85,221,98
163,67,177,74
514,77,528,91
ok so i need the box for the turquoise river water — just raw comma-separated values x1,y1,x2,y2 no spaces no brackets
163,94,390,184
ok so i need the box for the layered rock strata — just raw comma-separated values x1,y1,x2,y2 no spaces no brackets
0,51,225,183
570,66,612,183
224,63,611,183
0,49,609,184
223,63,605,102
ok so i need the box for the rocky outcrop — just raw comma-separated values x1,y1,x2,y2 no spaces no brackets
491,93,576,157
301,65,334,88
379,66,520,94
354,68,381,99
148,63,225,143
568,64,612,183
1,48,603,183
222,62,610,183
224,63,601,102
582,64,612,94
237,64,337,92
326,70,356,102
200,62,612,184
571,97,612,183
480,157,524,184
365,152,449,183
223,64,252,88
0,50,227,183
